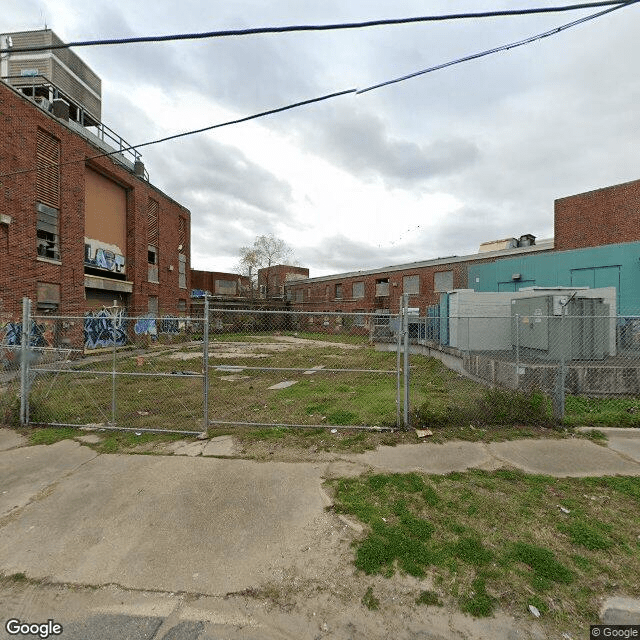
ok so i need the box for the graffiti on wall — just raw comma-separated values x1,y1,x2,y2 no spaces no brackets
84,309,128,349
134,315,180,337
0,322,47,348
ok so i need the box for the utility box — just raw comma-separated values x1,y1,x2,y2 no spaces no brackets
511,295,610,361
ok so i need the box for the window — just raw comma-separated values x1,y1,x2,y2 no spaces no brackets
36,203,60,260
295,289,304,302
148,245,159,283
325,285,330,299
148,296,159,315
215,279,236,295
352,281,365,298
403,275,420,295
434,270,454,292
178,299,187,313
178,254,187,289
354,309,366,326
335,284,343,299
148,198,159,282
375,278,389,297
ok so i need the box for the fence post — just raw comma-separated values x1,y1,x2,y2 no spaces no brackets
402,293,410,429
111,305,117,426
20,297,31,425
515,313,520,388
396,314,402,428
201,293,209,438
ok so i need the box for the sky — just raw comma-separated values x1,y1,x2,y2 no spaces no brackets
4,0,640,277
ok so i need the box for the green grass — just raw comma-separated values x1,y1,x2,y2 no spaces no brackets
564,396,640,427
28,426,79,445
329,469,640,634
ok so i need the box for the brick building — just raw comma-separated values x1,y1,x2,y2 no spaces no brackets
285,238,552,322
1,30,191,341
258,264,309,298
190,270,250,298
554,178,640,251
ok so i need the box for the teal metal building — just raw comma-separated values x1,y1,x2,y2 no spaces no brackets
468,241,640,316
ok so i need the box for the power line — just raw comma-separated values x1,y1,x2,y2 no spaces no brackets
358,0,639,93
0,1,633,53
1,0,637,180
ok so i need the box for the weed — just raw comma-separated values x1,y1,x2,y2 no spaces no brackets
362,586,380,610
511,542,573,588
29,426,78,445
558,521,613,551
459,576,497,618
416,590,442,606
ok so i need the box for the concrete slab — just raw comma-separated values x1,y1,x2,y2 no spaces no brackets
202,435,235,457
76,434,103,444
602,430,640,464
219,375,250,381
0,455,326,595
171,441,206,457
268,381,297,390
303,365,325,375
601,596,640,624
0,440,98,518
0,428,27,451
345,441,499,475
488,439,640,477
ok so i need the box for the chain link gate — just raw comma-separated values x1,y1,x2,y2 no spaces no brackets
6,296,414,434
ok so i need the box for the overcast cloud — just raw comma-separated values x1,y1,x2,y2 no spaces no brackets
5,0,640,275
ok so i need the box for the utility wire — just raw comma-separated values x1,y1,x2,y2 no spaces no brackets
0,1,633,53
1,0,637,180
358,0,639,93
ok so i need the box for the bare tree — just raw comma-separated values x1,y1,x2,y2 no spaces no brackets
236,234,294,298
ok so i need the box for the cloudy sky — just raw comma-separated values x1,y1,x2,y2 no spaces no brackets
5,0,640,276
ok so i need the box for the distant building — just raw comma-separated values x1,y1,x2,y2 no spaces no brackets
258,265,309,299
190,270,251,298
1,30,191,343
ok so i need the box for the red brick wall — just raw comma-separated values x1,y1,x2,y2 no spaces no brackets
0,82,190,323
554,179,640,251
258,265,309,297
286,261,474,315
190,270,250,295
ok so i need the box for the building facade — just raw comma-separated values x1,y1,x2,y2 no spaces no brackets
190,270,250,298
1,31,191,344
258,264,309,298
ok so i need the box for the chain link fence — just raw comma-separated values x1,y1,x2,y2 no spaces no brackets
4,297,410,433
407,290,640,429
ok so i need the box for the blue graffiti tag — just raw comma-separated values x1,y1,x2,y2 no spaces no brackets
84,309,128,349
134,315,157,336
1,322,47,347
159,316,179,334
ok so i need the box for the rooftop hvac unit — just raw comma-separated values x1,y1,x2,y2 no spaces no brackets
511,295,610,361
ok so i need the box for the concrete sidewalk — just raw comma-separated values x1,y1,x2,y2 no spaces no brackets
1,427,640,639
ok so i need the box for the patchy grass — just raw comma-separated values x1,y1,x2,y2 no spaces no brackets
564,396,640,428
28,426,79,445
329,469,640,635
361,586,380,610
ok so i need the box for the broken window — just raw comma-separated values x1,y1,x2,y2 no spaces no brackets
36,202,60,260
148,245,159,283
375,278,389,297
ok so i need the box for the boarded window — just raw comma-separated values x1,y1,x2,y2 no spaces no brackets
335,284,343,299
375,278,389,297
36,129,60,209
434,270,454,292
215,279,236,295
295,289,303,302
178,299,187,313
178,254,187,289
36,202,60,260
148,296,159,315
352,281,364,298
403,275,420,295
